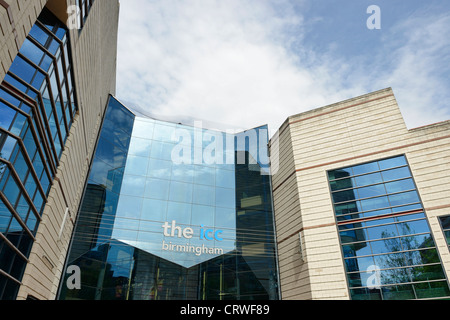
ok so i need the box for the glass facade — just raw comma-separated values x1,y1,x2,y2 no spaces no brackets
58,96,279,300
0,8,77,299
328,155,450,300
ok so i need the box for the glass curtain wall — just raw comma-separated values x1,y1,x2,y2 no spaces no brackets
58,96,279,300
0,8,77,300
328,155,450,300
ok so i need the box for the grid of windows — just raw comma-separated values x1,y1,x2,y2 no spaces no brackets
328,155,450,300
0,8,77,300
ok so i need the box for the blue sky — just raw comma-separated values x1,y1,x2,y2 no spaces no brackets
116,0,450,134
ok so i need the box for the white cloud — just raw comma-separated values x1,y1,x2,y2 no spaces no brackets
116,0,351,133
116,1,450,135
373,12,450,128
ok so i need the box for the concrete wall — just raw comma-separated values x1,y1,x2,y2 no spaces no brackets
0,0,120,300
271,87,450,300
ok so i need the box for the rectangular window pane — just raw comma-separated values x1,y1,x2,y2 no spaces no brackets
378,156,407,170
330,177,355,191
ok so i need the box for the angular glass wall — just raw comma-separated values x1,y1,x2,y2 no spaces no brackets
58,96,279,300
328,155,450,300
0,8,77,300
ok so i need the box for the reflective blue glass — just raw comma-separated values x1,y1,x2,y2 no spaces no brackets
328,155,450,300
124,155,149,176
144,178,170,200
128,137,152,157
381,166,411,181
378,156,408,170
168,181,193,203
59,98,279,300
193,184,215,206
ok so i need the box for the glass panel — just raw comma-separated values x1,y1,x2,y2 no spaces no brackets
120,175,146,197
386,179,416,193
397,219,430,236
328,167,353,180
193,165,215,186
388,191,420,207
350,287,382,300
378,156,407,170
215,168,235,189
440,216,450,230
381,166,411,182
144,178,170,200
168,181,193,203
215,187,235,208
193,184,215,206
370,238,402,255
342,242,372,258
357,184,386,199
352,162,379,175
116,195,142,220
414,281,450,299
150,140,175,161
330,177,355,191
333,189,358,203
360,196,390,212
381,284,415,300
96,137,128,169
132,119,154,140
166,201,191,225
124,155,149,176
354,172,383,188
128,137,151,157
335,201,360,216
147,158,172,179
366,223,399,241
344,255,375,273
340,228,368,244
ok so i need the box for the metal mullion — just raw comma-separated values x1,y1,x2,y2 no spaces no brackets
5,72,59,176
60,39,75,121
0,128,48,204
17,53,65,156
331,176,413,194
333,188,418,207
0,267,22,286
329,164,409,183
0,159,42,222
0,83,59,174
342,231,432,251
52,55,70,136
0,192,36,242
0,232,29,264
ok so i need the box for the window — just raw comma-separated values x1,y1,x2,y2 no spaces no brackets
0,8,79,299
328,155,450,300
